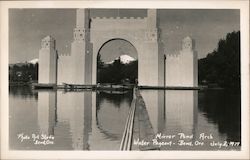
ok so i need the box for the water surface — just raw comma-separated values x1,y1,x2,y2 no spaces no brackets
9,86,240,150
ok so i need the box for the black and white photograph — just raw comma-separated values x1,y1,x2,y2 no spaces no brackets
1,0,249,159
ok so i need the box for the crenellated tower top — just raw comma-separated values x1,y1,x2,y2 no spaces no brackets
41,35,56,49
147,9,158,29
76,9,90,28
182,36,194,50
74,9,90,41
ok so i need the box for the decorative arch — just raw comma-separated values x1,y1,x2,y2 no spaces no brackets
90,15,163,86
46,9,197,88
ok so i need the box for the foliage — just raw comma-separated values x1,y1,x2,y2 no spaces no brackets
9,63,38,83
97,56,138,84
198,31,240,89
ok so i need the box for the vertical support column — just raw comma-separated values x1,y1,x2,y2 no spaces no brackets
140,9,163,86
147,9,157,28
85,42,93,85
179,37,197,87
38,36,58,84
158,32,165,87
193,49,198,87
82,9,93,85
91,44,97,85
69,9,92,84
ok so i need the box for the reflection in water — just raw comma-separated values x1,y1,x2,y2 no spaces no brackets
9,86,39,150
37,91,57,135
9,86,38,99
89,91,132,150
141,90,198,136
198,90,241,142
9,87,240,150
57,91,92,150
140,90,240,150
19,89,131,150
96,92,131,140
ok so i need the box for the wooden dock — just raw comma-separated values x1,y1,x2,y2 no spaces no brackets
32,83,57,89
32,83,201,91
60,83,95,90
139,85,201,90
32,83,131,90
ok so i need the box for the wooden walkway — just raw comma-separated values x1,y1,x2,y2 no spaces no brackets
131,89,159,151
139,85,200,90
120,88,159,151
32,83,200,91
119,88,137,150
60,83,134,91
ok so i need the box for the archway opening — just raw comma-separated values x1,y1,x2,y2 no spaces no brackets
97,39,138,85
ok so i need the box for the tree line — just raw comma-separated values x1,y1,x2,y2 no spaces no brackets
9,63,38,83
198,31,240,89
97,54,138,84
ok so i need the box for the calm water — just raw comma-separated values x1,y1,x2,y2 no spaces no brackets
9,86,241,150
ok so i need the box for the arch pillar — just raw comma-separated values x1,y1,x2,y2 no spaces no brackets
92,42,98,84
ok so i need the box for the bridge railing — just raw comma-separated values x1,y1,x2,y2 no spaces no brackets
120,87,137,150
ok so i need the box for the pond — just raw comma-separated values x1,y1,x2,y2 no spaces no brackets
9,86,241,150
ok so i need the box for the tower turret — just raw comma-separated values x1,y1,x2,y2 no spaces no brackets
182,36,193,51
66,9,92,84
74,9,90,41
38,35,58,84
41,35,56,49
147,9,158,29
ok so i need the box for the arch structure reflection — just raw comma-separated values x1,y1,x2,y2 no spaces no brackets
37,90,92,150
140,90,198,150
37,90,132,150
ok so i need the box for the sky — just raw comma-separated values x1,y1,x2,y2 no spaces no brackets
9,9,240,64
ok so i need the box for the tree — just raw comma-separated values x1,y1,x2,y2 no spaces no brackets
9,62,39,83
198,31,240,89
97,56,138,84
